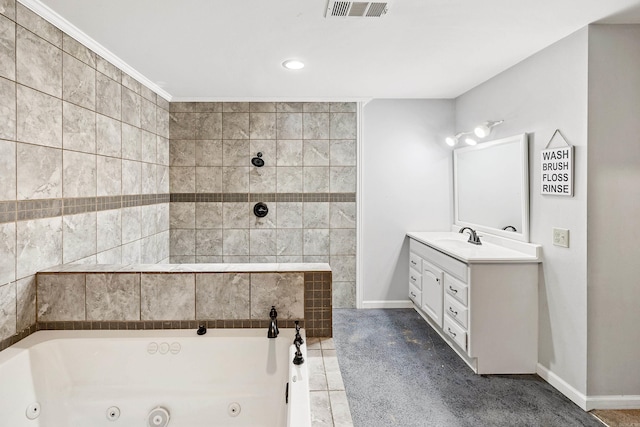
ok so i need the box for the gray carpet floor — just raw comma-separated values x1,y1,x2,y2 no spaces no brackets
333,308,603,427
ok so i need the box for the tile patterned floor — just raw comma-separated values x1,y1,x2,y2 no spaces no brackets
592,409,640,426
306,337,354,427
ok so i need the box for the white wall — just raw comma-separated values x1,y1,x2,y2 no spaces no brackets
587,24,640,397
361,99,454,307
455,29,590,396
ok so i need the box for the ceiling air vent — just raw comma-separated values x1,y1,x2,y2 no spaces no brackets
326,1,389,18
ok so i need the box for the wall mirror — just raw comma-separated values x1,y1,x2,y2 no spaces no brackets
453,133,530,242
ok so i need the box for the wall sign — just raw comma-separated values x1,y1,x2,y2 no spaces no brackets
540,129,574,196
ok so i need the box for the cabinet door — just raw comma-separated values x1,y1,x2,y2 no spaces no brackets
421,260,444,328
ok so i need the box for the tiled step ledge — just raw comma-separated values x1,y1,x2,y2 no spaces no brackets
30,263,332,346
39,262,332,273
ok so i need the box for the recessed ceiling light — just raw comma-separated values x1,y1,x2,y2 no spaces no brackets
282,59,305,70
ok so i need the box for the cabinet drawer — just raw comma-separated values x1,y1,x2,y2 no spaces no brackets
443,316,467,352
409,252,422,271
445,274,468,306
409,283,421,306
445,294,468,329
409,269,422,290
409,239,467,283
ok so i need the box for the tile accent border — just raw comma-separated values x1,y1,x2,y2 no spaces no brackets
0,194,170,224
305,272,333,337
0,324,37,352
0,193,355,224
170,192,356,203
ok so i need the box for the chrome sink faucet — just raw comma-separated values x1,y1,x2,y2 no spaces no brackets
268,306,279,338
459,227,482,245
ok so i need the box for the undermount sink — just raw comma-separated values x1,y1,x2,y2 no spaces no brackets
406,231,541,263
432,239,476,250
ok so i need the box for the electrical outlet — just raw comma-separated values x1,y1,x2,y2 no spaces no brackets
553,228,569,248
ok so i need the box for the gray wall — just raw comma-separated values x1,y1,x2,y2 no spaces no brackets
168,102,357,308
455,28,590,393
587,24,640,396
361,99,454,306
0,3,170,342
455,24,640,402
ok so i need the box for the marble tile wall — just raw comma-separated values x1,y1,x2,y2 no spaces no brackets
33,269,332,338
0,1,170,345
169,102,357,308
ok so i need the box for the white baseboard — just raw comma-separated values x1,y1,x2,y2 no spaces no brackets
361,300,414,309
537,364,640,410
537,363,588,410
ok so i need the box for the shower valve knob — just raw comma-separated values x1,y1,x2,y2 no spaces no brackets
251,152,265,167
253,202,269,217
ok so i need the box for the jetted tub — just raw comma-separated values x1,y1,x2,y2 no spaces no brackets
0,328,310,427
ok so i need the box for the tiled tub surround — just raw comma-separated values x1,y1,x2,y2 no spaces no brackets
0,1,353,357
17,263,332,349
169,102,357,310
0,2,171,347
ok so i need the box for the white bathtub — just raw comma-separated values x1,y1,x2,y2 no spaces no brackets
0,328,311,427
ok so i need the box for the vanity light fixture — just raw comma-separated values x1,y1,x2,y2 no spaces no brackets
446,120,504,147
445,131,476,147
445,134,461,147
282,59,305,70
474,120,504,138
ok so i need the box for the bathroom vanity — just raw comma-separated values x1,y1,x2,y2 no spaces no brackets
407,231,541,374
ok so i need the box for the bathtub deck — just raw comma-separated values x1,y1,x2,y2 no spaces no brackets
306,337,354,427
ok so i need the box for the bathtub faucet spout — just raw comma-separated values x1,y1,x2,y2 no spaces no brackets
294,320,304,346
268,306,279,338
293,341,304,365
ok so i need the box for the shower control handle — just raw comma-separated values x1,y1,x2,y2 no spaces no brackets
253,202,269,218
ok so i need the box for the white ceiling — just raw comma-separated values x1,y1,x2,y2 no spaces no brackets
36,0,640,101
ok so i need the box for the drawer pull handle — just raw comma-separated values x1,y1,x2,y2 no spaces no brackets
410,292,417,298
447,328,457,338
411,276,416,281
411,260,417,265
449,307,458,316
448,286,457,293
436,278,440,282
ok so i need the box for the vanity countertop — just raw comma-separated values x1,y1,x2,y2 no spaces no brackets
407,231,541,263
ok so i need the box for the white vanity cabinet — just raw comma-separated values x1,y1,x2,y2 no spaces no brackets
408,234,540,374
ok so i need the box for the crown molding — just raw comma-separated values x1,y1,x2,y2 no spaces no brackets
18,0,172,102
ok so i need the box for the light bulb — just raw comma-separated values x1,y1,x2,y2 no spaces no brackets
474,124,490,138
445,136,457,147
474,120,503,138
282,60,305,70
